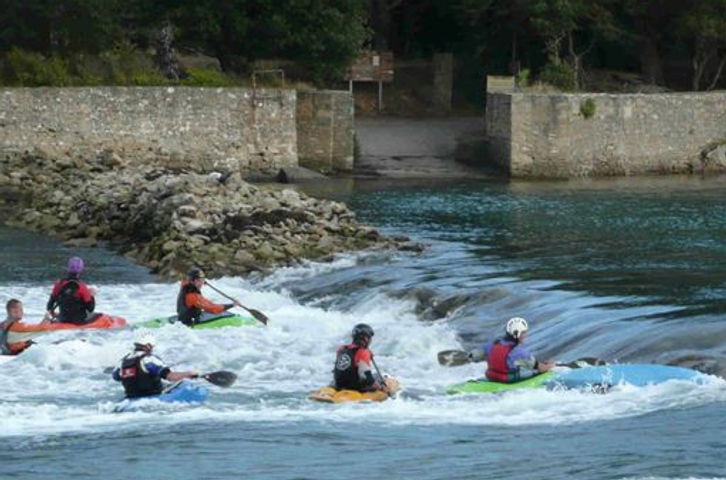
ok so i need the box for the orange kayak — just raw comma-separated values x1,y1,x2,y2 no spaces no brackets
6,313,127,344
48,314,127,330
309,377,400,403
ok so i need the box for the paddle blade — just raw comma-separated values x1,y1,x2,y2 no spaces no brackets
437,349,472,367
246,308,269,325
202,370,237,387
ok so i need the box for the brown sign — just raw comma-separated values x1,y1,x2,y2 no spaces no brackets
345,51,394,82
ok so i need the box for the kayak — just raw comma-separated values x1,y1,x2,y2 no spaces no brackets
49,313,127,330
551,364,707,390
112,380,208,413
447,364,707,395
5,313,127,346
309,377,400,403
138,312,258,329
447,372,555,394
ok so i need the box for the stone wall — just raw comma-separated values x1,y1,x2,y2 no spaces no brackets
485,91,726,178
0,87,354,174
296,89,355,172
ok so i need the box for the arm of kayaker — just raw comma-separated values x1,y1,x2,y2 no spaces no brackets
535,360,555,373
165,370,199,382
186,292,233,314
46,281,61,314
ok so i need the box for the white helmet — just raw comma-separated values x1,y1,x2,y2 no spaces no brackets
134,332,156,348
505,317,529,339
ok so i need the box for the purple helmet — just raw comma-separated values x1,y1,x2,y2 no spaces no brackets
67,256,85,274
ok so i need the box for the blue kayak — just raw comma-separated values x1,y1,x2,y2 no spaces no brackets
549,364,707,390
447,364,708,395
113,380,209,412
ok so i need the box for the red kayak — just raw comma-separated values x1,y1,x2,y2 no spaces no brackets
49,314,127,330
6,313,127,345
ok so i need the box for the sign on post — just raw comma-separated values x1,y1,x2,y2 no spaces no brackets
345,52,394,112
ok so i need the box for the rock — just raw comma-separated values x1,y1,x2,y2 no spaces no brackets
254,243,275,262
182,218,211,233
702,143,726,170
4,153,391,279
177,205,198,217
234,249,256,265
276,167,328,184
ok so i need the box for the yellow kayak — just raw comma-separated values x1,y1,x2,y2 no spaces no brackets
308,378,400,403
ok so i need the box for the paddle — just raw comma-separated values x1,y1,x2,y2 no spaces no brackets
437,349,605,368
204,281,269,325
105,367,237,387
372,357,394,398
197,370,237,387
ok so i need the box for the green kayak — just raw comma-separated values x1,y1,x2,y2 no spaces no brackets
446,372,556,394
138,312,259,329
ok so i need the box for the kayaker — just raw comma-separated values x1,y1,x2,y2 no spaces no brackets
332,323,390,394
111,334,199,398
176,267,241,326
46,256,97,325
1,299,52,355
473,317,555,383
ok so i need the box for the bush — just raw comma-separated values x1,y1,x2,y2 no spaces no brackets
580,98,596,119
515,68,531,88
180,68,239,87
539,62,576,91
4,48,73,86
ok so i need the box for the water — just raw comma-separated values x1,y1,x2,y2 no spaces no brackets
1,176,725,480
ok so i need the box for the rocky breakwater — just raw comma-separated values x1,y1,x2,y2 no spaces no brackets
0,152,413,278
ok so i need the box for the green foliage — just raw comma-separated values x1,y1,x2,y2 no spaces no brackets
580,98,596,119
515,68,531,87
181,68,238,87
4,48,72,86
539,62,576,91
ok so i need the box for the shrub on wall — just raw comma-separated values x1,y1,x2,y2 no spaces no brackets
181,68,239,87
516,68,531,88
580,98,596,119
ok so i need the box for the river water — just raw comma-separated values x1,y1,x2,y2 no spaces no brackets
1,175,725,480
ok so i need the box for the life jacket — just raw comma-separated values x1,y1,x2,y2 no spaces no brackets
333,344,367,391
176,281,201,326
119,352,164,398
0,318,32,356
54,278,92,324
486,339,517,383
0,319,15,355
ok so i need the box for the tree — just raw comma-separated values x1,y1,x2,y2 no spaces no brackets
679,0,726,90
0,0,121,55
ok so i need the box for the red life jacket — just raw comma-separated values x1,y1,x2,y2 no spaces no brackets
486,340,516,383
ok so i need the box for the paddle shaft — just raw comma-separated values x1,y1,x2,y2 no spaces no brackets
371,358,392,398
204,281,268,325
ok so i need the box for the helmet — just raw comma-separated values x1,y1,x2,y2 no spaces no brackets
352,323,374,340
187,267,206,280
67,256,85,274
134,333,156,348
506,317,529,339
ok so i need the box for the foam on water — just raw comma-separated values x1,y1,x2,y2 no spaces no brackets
1,261,725,440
